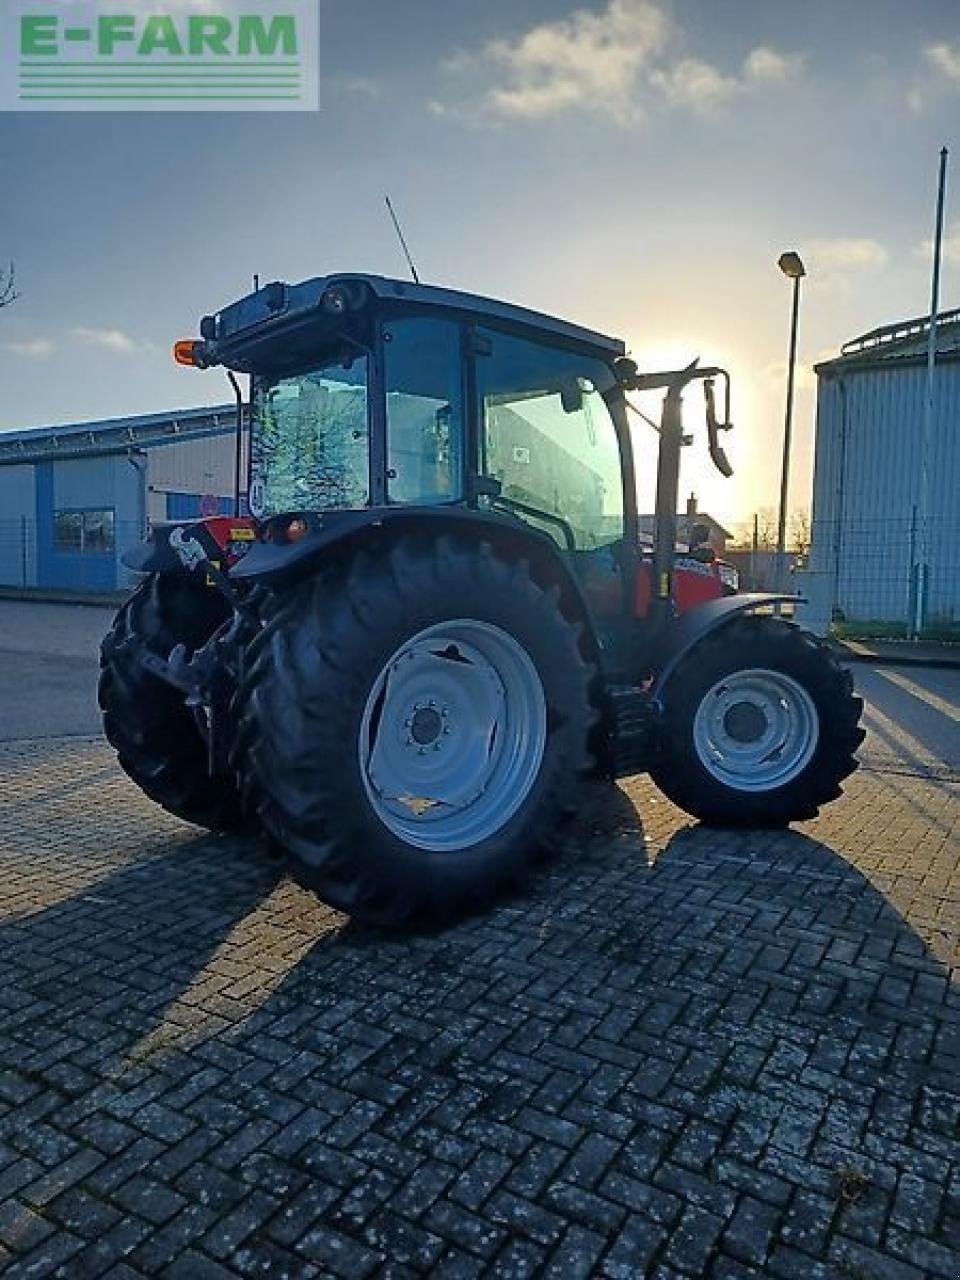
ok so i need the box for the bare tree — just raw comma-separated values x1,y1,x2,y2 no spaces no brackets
0,262,19,310
791,509,812,557
754,507,778,550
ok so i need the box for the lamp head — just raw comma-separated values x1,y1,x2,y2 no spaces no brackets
778,251,806,280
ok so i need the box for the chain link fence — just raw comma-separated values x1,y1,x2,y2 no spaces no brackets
3,507,958,641
728,515,959,641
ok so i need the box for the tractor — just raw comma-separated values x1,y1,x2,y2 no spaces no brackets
99,274,865,925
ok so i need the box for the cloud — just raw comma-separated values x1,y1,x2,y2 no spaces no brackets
651,45,803,115
480,0,671,123
650,57,740,113
925,42,960,85
71,327,138,353
807,238,889,272
743,46,804,85
3,338,54,359
915,219,960,267
336,76,382,100
439,0,803,125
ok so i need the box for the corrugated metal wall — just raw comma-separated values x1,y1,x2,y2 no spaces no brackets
147,431,245,516
810,361,960,627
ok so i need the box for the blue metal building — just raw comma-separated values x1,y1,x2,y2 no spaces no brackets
0,404,247,594
810,310,960,633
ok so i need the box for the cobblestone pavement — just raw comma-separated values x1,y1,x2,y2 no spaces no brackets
0,720,957,1277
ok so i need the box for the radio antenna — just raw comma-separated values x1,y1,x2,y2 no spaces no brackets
385,194,421,284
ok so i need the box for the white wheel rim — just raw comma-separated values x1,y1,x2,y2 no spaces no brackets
359,620,547,852
692,668,819,792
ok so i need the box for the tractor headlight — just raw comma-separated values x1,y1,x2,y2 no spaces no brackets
321,281,369,315
718,563,739,595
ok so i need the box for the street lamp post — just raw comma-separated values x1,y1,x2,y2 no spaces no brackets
776,251,806,593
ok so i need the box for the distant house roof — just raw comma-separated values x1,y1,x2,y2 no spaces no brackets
638,512,733,541
816,308,960,376
0,404,241,466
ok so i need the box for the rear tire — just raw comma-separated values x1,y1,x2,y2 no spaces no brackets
651,615,864,826
234,537,595,927
99,574,247,832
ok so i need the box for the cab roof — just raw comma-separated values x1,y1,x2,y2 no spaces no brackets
209,272,626,361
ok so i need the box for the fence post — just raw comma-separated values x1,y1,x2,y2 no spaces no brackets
20,515,27,588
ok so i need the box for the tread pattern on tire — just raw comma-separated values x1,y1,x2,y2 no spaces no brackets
651,614,865,826
99,574,245,831
233,535,596,926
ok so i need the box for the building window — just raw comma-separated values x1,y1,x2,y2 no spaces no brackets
54,509,115,555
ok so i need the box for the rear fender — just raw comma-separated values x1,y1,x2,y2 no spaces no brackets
122,518,258,577
229,506,607,671
650,594,802,702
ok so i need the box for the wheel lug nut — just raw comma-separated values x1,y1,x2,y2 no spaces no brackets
443,726,451,735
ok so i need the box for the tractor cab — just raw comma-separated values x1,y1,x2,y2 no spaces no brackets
171,273,735,670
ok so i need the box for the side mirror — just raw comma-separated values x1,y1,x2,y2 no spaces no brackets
703,379,734,479
560,379,584,414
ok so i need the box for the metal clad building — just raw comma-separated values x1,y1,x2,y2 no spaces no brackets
810,311,960,632
0,405,247,593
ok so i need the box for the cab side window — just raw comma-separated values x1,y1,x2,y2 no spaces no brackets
477,330,624,551
384,317,463,504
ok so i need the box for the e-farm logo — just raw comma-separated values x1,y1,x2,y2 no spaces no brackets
1,2,318,111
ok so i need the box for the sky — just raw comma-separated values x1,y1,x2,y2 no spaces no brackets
1,0,959,530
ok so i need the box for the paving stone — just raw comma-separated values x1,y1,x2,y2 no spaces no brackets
542,1223,607,1279
162,1251,242,1279
110,1175,187,1226
127,1203,219,1273
265,1179,341,1247
601,1213,667,1277
487,1237,547,1277
230,1235,320,1278
45,1187,122,1239
5,1228,84,1277
0,1199,55,1253
663,1204,725,1274
828,1233,925,1280
423,1197,507,1259
721,1194,782,1267
544,1179,625,1233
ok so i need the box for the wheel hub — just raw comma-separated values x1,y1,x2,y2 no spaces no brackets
723,700,768,744
692,668,819,793
410,706,444,746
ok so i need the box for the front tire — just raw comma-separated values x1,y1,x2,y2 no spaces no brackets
235,537,595,926
651,616,864,826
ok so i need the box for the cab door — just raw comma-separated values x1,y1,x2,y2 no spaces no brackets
471,326,636,668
